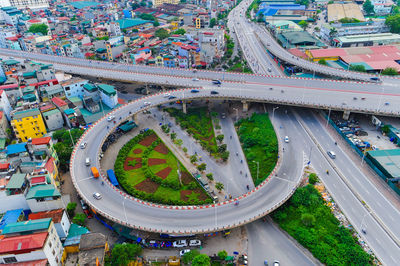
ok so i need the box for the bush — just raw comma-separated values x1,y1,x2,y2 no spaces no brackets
67,202,77,217
309,173,318,184
72,213,86,226
206,173,214,181
197,163,207,172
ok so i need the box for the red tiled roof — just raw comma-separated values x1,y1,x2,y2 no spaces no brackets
30,176,46,184
28,19,42,23
0,84,18,90
0,163,10,170
5,36,19,41
203,32,214,35
45,157,55,174
288,48,308,59
52,97,67,107
0,232,48,254
29,209,63,223
29,79,58,87
31,137,51,145
308,48,347,58
13,259,47,266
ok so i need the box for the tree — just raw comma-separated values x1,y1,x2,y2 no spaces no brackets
308,173,318,184
183,147,188,153
216,134,224,143
349,64,366,72
381,67,399,75
215,182,224,191
218,250,228,260
190,154,198,163
363,0,375,15
209,18,216,28
386,14,400,32
29,23,48,35
67,202,77,217
206,173,214,181
218,144,227,153
182,250,200,264
72,213,86,226
301,213,316,227
221,151,230,161
131,2,140,9
329,27,338,37
192,254,210,266
298,20,308,30
70,15,77,21
153,20,160,27
175,139,183,146
173,28,186,35
139,13,155,21
318,59,328,65
155,28,170,40
110,243,142,266
197,163,207,172
170,132,177,140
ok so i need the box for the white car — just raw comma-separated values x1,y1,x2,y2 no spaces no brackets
192,78,199,81
144,101,151,106
273,261,280,266
173,240,187,248
163,93,170,98
284,136,289,143
179,249,191,256
80,142,87,149
93,192,102,200
107,115,115,121
189,239,201,247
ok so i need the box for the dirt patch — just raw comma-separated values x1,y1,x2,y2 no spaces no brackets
139,134,158,147
124,157,142,171
180,171,193,185
148,158,167,166
180,190,192,201
135,178,160,193
155,167,172,179
194,188,209,201
154,143,169,155
133,148,143,154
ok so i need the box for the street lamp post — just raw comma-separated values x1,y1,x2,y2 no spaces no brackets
123,197,128,224
272,106,279,121
253,160,259,181
326,108,331,127
68,129,75,146
233,108,238,121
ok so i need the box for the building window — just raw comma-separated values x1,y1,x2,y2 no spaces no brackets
49,241,52,248
4,257,17,263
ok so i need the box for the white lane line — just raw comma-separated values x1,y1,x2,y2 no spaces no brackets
78,177,92,182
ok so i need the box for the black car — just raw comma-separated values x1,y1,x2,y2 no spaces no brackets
210,90,219,95
212,80,222,85
191,89,200,93
168,95,177,100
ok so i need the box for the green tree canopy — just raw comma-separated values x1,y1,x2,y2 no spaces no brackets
318,59,327,65
192,254,211,266
298,20,308,30
109,243,142,266
218,250,228,260
215,182,224,191
72,213,86,226
349,64,366,72
155,28,170,39
363,0,375,15
209,18,216,28
139,13,155,21
173,28,186,35
28,23,48,35
182,250,200,264
385,14,400,33
381,67,399,75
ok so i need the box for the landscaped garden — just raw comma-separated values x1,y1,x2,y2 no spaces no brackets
114,129,212,205
272,184,373,265
165,107,229,160
236,113,278,186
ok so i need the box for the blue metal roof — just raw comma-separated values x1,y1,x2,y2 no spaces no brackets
0,209,23,230
6,143,27,155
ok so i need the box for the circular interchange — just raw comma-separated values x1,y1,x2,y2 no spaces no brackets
70,88,305,234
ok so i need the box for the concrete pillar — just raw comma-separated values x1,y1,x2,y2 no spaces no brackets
242,101,249,112
343,110,350,120
182,101,187,114
133,113,138,123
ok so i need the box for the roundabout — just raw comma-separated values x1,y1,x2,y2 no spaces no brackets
70,87,305,234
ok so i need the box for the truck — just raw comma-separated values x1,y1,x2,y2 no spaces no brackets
118,121,137,133
91,167,99,178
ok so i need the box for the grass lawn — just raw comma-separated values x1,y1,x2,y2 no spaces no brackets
165,107,220,157
115,131,212,205
236,113,278,186
273,184,373,266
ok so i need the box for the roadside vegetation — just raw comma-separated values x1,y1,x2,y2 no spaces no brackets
166,107,229,160
114,130,212,205
53,128,83,171
272,184,373,266
236,113,278,186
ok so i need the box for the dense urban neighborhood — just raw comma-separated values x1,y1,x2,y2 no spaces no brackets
0,0,399,265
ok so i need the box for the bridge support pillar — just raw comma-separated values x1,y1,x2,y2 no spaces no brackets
133,113,138,123
343,110,350,120
242,101,249,112
182,101,187,114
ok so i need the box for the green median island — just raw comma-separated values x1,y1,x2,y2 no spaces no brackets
165,107,225,158
236,113,278,186
114,129,212,205
273,184,373,265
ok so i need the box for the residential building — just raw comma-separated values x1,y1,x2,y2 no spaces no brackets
39,84,65,101
0,6,22,26
29,209,70,240
277,31,326,49
371,0,394,15
1,173,30,213
0,111,9,138
78,233,108,266
0,218,63,266
115,18,153,32
8,0,49,9
98,84,118,109
11,108,47,142
60,77,88,99
0,25,17,49
152,0,180,7
25,183,63,212
42,109,63,131
333,33,400,47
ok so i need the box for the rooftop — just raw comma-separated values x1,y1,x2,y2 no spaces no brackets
2,218,51,235
69,1,101,9
68,223,89,238
12,108,41,120
51,97,67,107
327,3,365,22
98,83,116,96
116,18,151,29
6,143,27,155
83,83,97,92
0,209,23,230
5,173,26,190
42,108,61,117
79,233,106,250
25,184,61,200
31,136,51,145
28,209,64,223
0,232,48,254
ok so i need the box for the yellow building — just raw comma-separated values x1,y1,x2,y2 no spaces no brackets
11,108,47,142
152,0,179,7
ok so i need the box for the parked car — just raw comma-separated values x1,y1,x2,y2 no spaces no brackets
80,199,88,210
173,240,187,248
83,208,93,219
107,115,115,121
189,239,201,247
80,142,87,149
93,192,102,200
191,89,200,93
180,249,191,256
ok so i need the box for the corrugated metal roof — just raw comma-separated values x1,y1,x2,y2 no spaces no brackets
0,209,23,230
25,184,60,200
0,232,48,254
2,218,51,235
6,173,26,189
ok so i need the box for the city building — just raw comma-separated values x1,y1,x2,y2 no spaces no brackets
277,31,326,49
0,111,9,138
25,183,63,212
78,233,108,266
11,108,47,142
327,3,365,22
42,108,63,131
333,33,400,47
98,84,118,109
371,0,394,15
29,209,70,240
0,6,22,26
60,77,88,99
115,18,153,32
152,0,180,7
8,0,49,9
